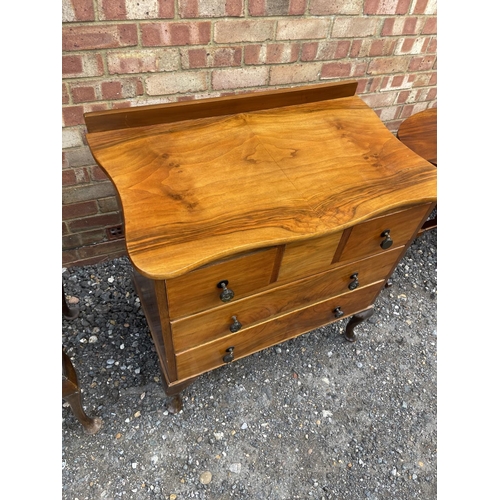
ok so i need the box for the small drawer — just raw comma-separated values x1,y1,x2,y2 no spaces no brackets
277,231,343,282
171,247,402,352
174,281,383,381
166,247,278,319
337,204,431,263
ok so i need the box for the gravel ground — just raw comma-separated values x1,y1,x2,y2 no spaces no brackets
62,228,437,500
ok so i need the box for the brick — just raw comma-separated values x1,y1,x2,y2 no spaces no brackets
367,56,410,75
181,47,242,69
332,17,379,38
313,40,352,61
381,17,425,36
63,24,138,51
90,166,110,181
265,0,290,16
311,0,363,15
270,62,321,85
427,37,437,54
214,20,275,43
97,196,120,213
62,168,77,187
212,67,269,90
266,43,300,64
369,39,397,57
62,181,117,204
65,147,96,168
360,91,397,108
289,0,307,15
395,37,428,55
320,61,353,79
62,229,104,251
213,47,243,67
352,61,368,77
180,0,243,17
63,84,69,105
141,22,211,46
62,0,95,22
364,0,411,15
63,129,83,149
244,45,265,65
107,48,178,74
145,71,208,95
422,17,437,35
300,43,318,62
63,54,104,78
124,0,166,19
68,213,123,232
63,105,85,126
63,240,127,268
245,43,300,65
71,85,97,103
277,18,330,40
101,81,123,99
382,74,413,91
99,0,126,19
62,200,99,220
408,55,436,72
249,0,265,15
99,0,175,19
412,0,437,15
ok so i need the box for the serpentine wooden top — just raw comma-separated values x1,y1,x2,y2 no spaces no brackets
85,82,436,279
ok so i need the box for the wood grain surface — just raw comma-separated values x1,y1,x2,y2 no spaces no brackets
85,87,437,279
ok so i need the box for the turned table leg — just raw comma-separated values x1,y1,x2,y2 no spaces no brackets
344,308,374,343
62,349,103,434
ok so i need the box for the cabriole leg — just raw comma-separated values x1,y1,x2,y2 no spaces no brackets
345,308,374,343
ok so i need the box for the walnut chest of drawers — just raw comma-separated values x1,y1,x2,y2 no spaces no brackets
84,81,437,412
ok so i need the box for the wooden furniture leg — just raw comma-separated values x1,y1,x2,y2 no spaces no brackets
63,281,102,433
62,284,79,320
344,308,374,342
62,349,103,434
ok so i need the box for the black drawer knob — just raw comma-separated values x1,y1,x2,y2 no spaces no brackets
217,280,235,302
380,229,393,249
348,272,359,290
230,316,242,333
223,346,235,363
333,307,344,318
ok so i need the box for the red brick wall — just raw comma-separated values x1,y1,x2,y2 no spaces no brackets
62,0,437,268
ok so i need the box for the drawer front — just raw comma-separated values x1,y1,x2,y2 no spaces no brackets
175,281,382,380
337,204,431,263
166,247,278,319
171,247,402,352
277,231,343,282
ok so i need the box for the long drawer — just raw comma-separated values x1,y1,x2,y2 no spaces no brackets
171,247,402,352
174,281,382,380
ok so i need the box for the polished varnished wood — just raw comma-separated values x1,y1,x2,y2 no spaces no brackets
166,247,278,319
85,84,436,280
85,80,358,133
84,82,437,412
174,282,382,381
336,204,431,263
63,348,103,434
397,108,437,236
171,247,403,352
397,108,437,166
277,231,343,282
